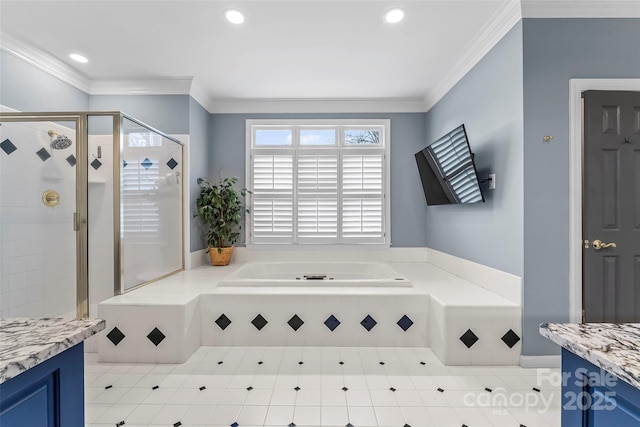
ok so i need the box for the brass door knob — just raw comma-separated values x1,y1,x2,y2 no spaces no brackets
592,239,617,250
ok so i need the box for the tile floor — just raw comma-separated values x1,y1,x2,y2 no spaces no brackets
84,347,560,427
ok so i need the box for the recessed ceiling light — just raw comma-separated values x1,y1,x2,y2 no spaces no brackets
384,8,406,24
69,53,88,63
225,9,245,24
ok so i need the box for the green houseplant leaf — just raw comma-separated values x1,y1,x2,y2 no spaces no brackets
194,176,249,252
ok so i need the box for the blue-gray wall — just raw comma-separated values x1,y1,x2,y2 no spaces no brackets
424,23,524,276
189,97,209,251
0,50,89,111
89,95,190,135
209,113,428,247
522,18,640,356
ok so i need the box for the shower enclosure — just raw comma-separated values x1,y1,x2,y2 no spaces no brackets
0,112,184,319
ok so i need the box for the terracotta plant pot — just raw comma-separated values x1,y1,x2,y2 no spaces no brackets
209,247,234,266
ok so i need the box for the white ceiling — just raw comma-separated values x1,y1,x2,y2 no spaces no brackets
0,1,638,112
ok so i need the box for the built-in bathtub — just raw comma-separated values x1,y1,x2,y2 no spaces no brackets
217,261,411,287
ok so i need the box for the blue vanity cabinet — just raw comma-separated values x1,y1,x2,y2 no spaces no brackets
562,348,640,427
0,343,85,427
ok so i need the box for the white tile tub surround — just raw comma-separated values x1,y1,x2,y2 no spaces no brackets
0,120,77,319
97,255,522,367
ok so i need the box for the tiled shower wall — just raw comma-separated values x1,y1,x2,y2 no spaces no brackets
0,121,77,318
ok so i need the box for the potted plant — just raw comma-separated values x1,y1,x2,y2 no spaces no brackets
194,176,249,266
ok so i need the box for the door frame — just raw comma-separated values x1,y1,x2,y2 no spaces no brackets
568,79,640,323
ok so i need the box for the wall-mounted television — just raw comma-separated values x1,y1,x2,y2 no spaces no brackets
414,124,485,206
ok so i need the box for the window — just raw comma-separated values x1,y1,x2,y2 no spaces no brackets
247,120,389,245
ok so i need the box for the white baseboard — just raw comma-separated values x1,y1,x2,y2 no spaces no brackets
425,248,522,305
520,355,561,368
188,249,208,269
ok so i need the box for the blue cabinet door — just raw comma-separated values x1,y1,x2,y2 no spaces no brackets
562,348,640,427
0,343,85,427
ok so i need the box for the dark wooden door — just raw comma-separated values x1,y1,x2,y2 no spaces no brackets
583,90,640,322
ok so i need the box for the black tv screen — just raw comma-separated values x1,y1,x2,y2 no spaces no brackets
415,124,484,206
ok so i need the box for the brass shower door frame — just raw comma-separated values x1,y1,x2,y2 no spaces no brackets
0,111,185,318
0,112,89,318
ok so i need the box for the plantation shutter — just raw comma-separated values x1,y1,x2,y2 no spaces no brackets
250,153,294,243
297,153,339,243
341,152,384,243
121,157,160,242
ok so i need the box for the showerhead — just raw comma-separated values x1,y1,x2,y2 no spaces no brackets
48,130,72,150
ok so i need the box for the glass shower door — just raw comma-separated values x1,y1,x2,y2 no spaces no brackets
119,117,183,291
0,118,80,318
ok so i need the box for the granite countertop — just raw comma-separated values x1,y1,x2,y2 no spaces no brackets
540,322,640,389
0,317,105,384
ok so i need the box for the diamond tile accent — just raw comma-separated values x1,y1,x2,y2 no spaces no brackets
379,362,385,365
501,329,521,348
147,327,166,346
437,388,444,393
167,157,178,170
252,314,268,331
324,314,341,331
90,158,102,170
141,157,153,169
339,361,344,365
460,329,479,348
298,361,304,365
174,422,182,427
397,315,414,331
485,387,493,392
123,160,128,168
247,386,253,391
105,385,112,389
420,362,426,365
116,421,125,427
1,139,17,155
533,387,540,392
288,314,304,331
346,424,354,427
215,314,232,330
36,147,51,162
106,327,125,346
390,387,396,392
66,154,76,166
152,385,159,390
342,387,348,391
199,386,206,391
360,315,377,331
289,424,296,427
294,386,300,391
231,423,238,427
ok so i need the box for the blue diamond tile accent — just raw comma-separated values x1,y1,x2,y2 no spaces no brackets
90,158,102,170
324,315,341,331
231,423,239,427
167,157,178,170
397,315,414,331
288,314,304,331
460,329,479,348
361,315,377,331
141,157,153,169
147,327,166,346
66,154,76,167
1,139,17,155
36,147,51,161
123,160,128,168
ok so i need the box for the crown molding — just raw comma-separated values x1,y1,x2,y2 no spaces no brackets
521,0,640,18
205,97,428,113
0,32,91,93
89,78,194,95
422,0,522,112
189,79,215,111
